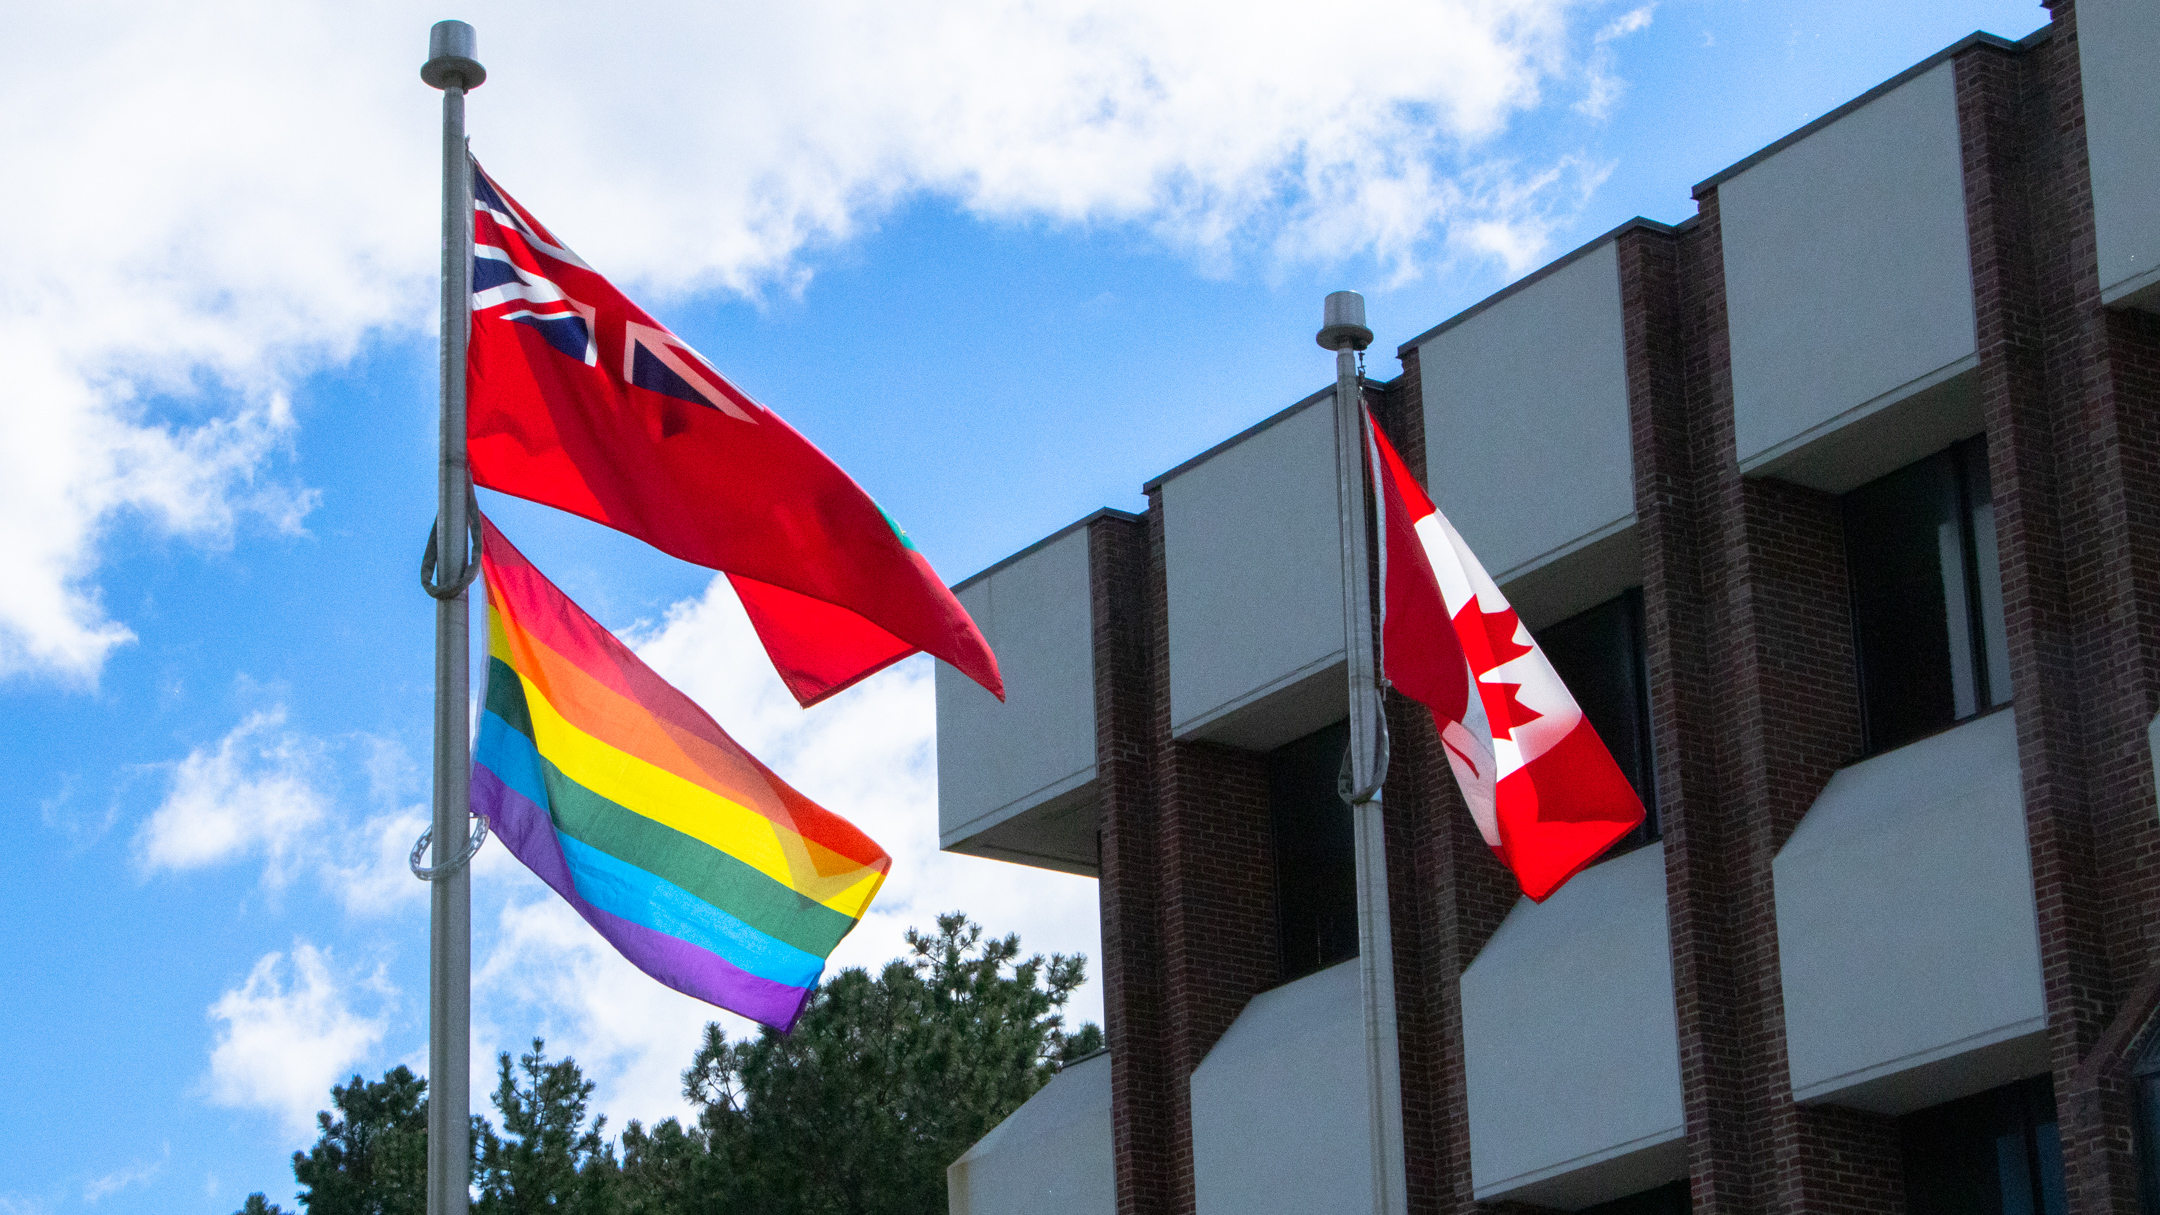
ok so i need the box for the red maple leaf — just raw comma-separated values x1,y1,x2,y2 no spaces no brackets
1454,603,1542,732
1479,676,1544,731
1476,606,1533,667
1452,603,1533,672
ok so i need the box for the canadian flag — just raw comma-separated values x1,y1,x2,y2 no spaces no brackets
1366,411,1644,901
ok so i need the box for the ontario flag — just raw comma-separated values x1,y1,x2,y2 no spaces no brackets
464,160,1003,708
1366,411,1643,902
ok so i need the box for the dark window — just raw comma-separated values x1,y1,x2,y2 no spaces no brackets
1535,587,1658,844
1269,720,1358,981
1844,435,2011,753
2133,1030,2160,1212
1579,1180,1691,1215
1902,1076,2065,1215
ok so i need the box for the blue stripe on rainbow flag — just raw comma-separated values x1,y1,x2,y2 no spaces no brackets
554,833,825,989
476,711,550,808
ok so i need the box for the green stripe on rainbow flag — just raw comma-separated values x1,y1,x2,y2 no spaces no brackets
484,659,862,956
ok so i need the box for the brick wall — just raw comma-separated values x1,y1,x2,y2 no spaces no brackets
1371,360,1443,1215
1076,10,2160,1215
1609,186,1904,1215
1958,8,2160,1213
1092,488,1283,1215
1091,510,1172,1215
1619,211,1756,1215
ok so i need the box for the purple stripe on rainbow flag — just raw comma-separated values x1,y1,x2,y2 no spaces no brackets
472,763,814,1030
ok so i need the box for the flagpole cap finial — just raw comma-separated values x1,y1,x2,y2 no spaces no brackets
1317,290,1372,352
421,20,486,91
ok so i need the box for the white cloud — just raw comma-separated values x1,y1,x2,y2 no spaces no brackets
2,0,1629,683
324,734,437,916
39,774,119,852
136,708,328,886
1445,154,1613,275
325,806,434,918
82,1146,167,1205
1578,4,1657,118
0,344,312,682
206,942,391,1138
462,0,1611,291
132,706,441,913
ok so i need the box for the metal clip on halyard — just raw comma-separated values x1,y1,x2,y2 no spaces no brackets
411,814,490,881
1338,712,1392,808
413,478,488,879
420,482,484,600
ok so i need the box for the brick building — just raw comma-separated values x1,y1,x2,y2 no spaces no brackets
936,3,2160,1212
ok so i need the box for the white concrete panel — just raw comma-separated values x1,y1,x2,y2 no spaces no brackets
1501,521,1640,634
1190,961,1374,1215
1774,709,2046,1114
936,522,1099,873
1160,396,1346,749
1419,240,1636,581
2080,0,2160,310
1461,844,1685,1210
2149,711,2160,822
1723,62,1979,471
1750,363,1983,494
948,1052,1114,1215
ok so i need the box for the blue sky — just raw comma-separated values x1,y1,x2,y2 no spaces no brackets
0,2,2051,1211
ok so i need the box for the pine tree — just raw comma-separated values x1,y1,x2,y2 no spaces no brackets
250,912,1097,1215
682,911,1099,1215
474,1039,611,1215
290,1066,432,1215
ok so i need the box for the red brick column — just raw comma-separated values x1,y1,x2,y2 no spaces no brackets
1957,12,2160,1211
1618,216,1754,1215
1090,510,1174,1215
1380,343,1447,1215
1955,32,2117,1213
1624,191,1902,1215
1141,488,1281,1215
1727,475,1899,1215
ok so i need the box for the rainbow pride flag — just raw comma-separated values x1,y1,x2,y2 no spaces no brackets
470,515,890,1030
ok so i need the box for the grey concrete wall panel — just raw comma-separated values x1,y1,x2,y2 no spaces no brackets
1722,62,1980,476
935,523,1100,874
947,1052,1114,1215
2081,0,2160,310
1418,241,1637,585
1500,523,1641,634
1773,709,2046,1113
1161,395,1347,749
1750,364,1984,495
1460,844,1686,1209
1190,961,1374,1215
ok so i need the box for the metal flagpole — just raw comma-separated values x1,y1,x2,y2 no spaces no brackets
419,21,485,1215
1320,290,1409,1215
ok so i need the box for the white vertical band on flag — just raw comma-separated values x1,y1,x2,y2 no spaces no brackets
1413,509,1584,775
1365,410,1644,902
1363,415,1501,847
